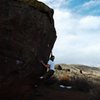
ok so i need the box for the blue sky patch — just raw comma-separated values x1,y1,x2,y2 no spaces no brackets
61,0,100,16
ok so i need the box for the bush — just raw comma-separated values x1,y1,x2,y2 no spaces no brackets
90,86,100,100
71,77,92,92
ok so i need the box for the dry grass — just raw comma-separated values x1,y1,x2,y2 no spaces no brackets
54,64,100,97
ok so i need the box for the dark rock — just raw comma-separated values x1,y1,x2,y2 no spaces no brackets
80,70,83,74
65,69,70,72
0,0,56,99
55,65,62,70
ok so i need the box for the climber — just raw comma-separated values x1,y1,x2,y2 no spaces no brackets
39,53,55,80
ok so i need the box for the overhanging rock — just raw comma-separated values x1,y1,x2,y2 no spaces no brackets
0,0,57,99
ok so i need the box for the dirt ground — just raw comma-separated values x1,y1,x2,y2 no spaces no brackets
32,84,90,100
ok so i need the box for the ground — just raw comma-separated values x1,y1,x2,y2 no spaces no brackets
31,83,90,100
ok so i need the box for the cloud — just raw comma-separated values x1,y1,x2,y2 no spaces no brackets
82,0,100,8
38,0,100,67
79,16,100,31
53,10,100,66
75,0,100,15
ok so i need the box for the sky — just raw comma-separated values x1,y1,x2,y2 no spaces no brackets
38,0,100,67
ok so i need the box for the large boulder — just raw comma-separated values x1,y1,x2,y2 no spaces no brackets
0,0,56,99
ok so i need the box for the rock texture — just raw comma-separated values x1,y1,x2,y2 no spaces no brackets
0,0,56,99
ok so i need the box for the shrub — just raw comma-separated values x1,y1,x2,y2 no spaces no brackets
71,77,92,92
89,86,100,100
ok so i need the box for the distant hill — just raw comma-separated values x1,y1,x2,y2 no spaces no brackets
54,64,100,85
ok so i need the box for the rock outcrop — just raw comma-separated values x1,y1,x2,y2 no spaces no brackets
0,0,56,99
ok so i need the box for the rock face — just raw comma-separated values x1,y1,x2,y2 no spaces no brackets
0,0,56,99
